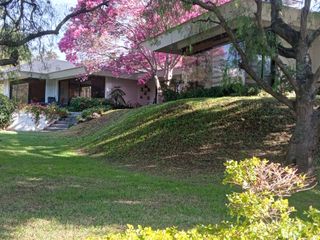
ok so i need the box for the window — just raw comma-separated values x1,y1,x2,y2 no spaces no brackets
11,83,29,103
80,86,91,98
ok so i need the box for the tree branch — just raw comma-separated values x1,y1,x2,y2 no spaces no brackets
0,49,19,66
270,0,299,47
300,0,312,41
0,1,110,47
187,0,294,110
277,44,296,58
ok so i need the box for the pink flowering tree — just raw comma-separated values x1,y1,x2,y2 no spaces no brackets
60,0,203,103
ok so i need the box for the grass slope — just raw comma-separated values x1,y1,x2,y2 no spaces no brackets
0,96,319,239
72,96,295,176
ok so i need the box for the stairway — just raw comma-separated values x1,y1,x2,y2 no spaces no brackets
45,112,80,132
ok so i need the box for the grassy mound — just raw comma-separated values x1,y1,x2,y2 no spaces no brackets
70,97,294,176
0,96,318,239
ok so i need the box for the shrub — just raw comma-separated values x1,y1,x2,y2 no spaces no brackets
46,104,69,119
91,157,319,240
78,106,111,122
163,84,260,102
108,87,127,109
69,97,108,112
0,94,15,129
25,103,69,124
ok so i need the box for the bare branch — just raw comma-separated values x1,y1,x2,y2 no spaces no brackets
0,1,110,47
277,44,296,58
270,0,299,47
300,0,312,41
0,49,19,66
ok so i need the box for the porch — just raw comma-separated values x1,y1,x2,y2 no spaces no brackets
9,76,106,105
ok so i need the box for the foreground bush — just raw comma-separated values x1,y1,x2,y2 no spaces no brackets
69,97,108,112
0,94,15,129
89,158,319,240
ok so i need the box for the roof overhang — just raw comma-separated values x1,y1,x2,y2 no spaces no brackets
1,66,86,82
143,0,320,55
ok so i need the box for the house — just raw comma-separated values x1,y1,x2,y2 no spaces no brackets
1,60,160,106
143,0,320,87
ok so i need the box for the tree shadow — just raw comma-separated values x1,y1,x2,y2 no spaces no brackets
0,131,230,239
0,98,318,238
81,98,296,176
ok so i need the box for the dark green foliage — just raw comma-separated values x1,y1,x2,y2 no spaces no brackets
79,106,112,122
0,94,15,129
163,84,260,102
25,103,69,124
109,87,127,108
69,97,108,112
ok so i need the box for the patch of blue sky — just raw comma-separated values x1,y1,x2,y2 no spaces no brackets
31,1,77,60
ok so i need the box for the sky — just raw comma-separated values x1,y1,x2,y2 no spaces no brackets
45,0,78,60
46,0,319,61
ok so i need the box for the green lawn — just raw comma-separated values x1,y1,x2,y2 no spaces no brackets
0,131,229,240
0,97,319,239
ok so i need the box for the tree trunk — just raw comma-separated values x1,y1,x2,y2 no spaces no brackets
287,99,319,174
164,69,174,87
154,75,163,104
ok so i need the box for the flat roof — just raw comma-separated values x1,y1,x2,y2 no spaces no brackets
1,60,183,81
143,0,320,55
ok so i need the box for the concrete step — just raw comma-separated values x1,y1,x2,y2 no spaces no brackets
52,123,69,128
56,120,69,124
46,126,68,131
45,112,80,132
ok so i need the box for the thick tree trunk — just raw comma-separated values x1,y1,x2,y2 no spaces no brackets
287,99,319,174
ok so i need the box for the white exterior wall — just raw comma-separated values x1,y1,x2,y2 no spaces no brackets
105,77,155,106
8,111,56,131
45,79,59,103
3,79,10,97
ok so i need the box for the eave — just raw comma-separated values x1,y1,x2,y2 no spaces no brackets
143,0,320,55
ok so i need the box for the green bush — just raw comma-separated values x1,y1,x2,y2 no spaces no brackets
78,106,111,122
109,87,127,108
69,97,108,112
0,94,15,129
163,84,260,102
25,103,69,124
90,157,320,240
46,104,69,119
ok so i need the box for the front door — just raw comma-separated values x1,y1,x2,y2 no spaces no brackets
59,80,69,106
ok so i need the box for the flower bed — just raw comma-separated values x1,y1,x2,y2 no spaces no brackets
8,104,68,131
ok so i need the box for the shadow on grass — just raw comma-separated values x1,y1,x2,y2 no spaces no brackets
0,131,229,239
81,98,295,175
0,97,318,239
